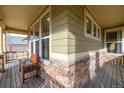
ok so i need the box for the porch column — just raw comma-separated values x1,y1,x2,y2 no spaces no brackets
0,26,4,72
3,31,7,64
122,27,124,53
0,26,3,54
2,31,6,52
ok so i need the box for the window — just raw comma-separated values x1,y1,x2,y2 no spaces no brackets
106,31,122,54
97,28,100,38
84,9,101,41
31,42,33,54
41,13,50,60
34,22,40,38
86,16,92,34
41,13,49,37
35,40,39,54
93,23,97,37
29,10,50,61
33,22,40,55
42,38,49,59
30,28,34,40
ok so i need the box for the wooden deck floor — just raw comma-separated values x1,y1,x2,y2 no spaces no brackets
0,60,124,88
0,60,45,88
84,62,124,88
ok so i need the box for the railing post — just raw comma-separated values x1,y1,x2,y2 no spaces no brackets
0,55,4,72
118,57,120,65
122,56,124,66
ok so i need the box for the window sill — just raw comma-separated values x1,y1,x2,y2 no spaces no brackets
84,33,101,41
41,59,50,66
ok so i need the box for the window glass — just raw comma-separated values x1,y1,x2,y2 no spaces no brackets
93,24,96,37
42,38,49,60
30,28,34,40
86,16,92,34
117,31,122,41
41,13,49,37
34,22,40,38
106,32,117,42
106,31,122,54
35,40,39,55
107,42,122,54
97,28,100,38
31,42,33,54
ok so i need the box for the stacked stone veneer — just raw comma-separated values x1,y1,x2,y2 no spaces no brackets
67,49,107,87
40,59,70,88
39,49,107,88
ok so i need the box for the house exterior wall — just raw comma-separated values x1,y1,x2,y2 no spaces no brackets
40,6,70,88
68,6,103,54
29,6,107,88
43,6,106,88
67,6,106,87
51,6,68,54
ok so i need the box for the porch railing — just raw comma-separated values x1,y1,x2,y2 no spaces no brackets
6,51,28,61
0,54,4,72
106,54,124,66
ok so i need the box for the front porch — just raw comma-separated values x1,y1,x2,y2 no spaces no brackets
84,61,124,88
1,5,124,88
0,56,124,88
0,60,46,88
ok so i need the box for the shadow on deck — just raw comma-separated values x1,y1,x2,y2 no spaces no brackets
0,59,124,88
0,60,46,88
83,62,124,88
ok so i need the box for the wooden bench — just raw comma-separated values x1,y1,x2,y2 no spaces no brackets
19,54,40,83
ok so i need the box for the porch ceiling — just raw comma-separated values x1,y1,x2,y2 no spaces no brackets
0,5,124,31
0,5,47,31
86,5,124,29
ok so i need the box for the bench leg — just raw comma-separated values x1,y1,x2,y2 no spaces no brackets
36,66,38,78
23,67,25,84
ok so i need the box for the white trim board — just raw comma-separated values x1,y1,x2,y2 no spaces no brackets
51,49,106,63
104,26,123,54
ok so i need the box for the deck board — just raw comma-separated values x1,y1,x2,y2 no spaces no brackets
0,60,124,88
85,61,124,88
0,60,44,88
0,64,8,88
85,64,106,88
11,62,17,88
105,63,113,88
100,63,111,88
5,63,11,88
94,64,108,88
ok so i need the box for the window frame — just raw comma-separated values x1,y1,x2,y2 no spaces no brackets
84,8,101,41
104,27,123,54
28,6,51,62
41,36,49,60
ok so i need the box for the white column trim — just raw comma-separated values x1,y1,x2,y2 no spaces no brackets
0,26,3,54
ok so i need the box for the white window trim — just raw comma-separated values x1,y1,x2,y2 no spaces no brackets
40,36,49,61
29,6,51,62
29,40,34,56
84,9,93,38
104,27,123,54
84,8,101,41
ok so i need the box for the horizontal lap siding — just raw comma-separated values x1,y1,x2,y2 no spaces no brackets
68,6,103,53
51,6,68,54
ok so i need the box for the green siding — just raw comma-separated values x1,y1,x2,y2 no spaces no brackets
51,6,68,53
51,5,103,54
67,6,103,53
